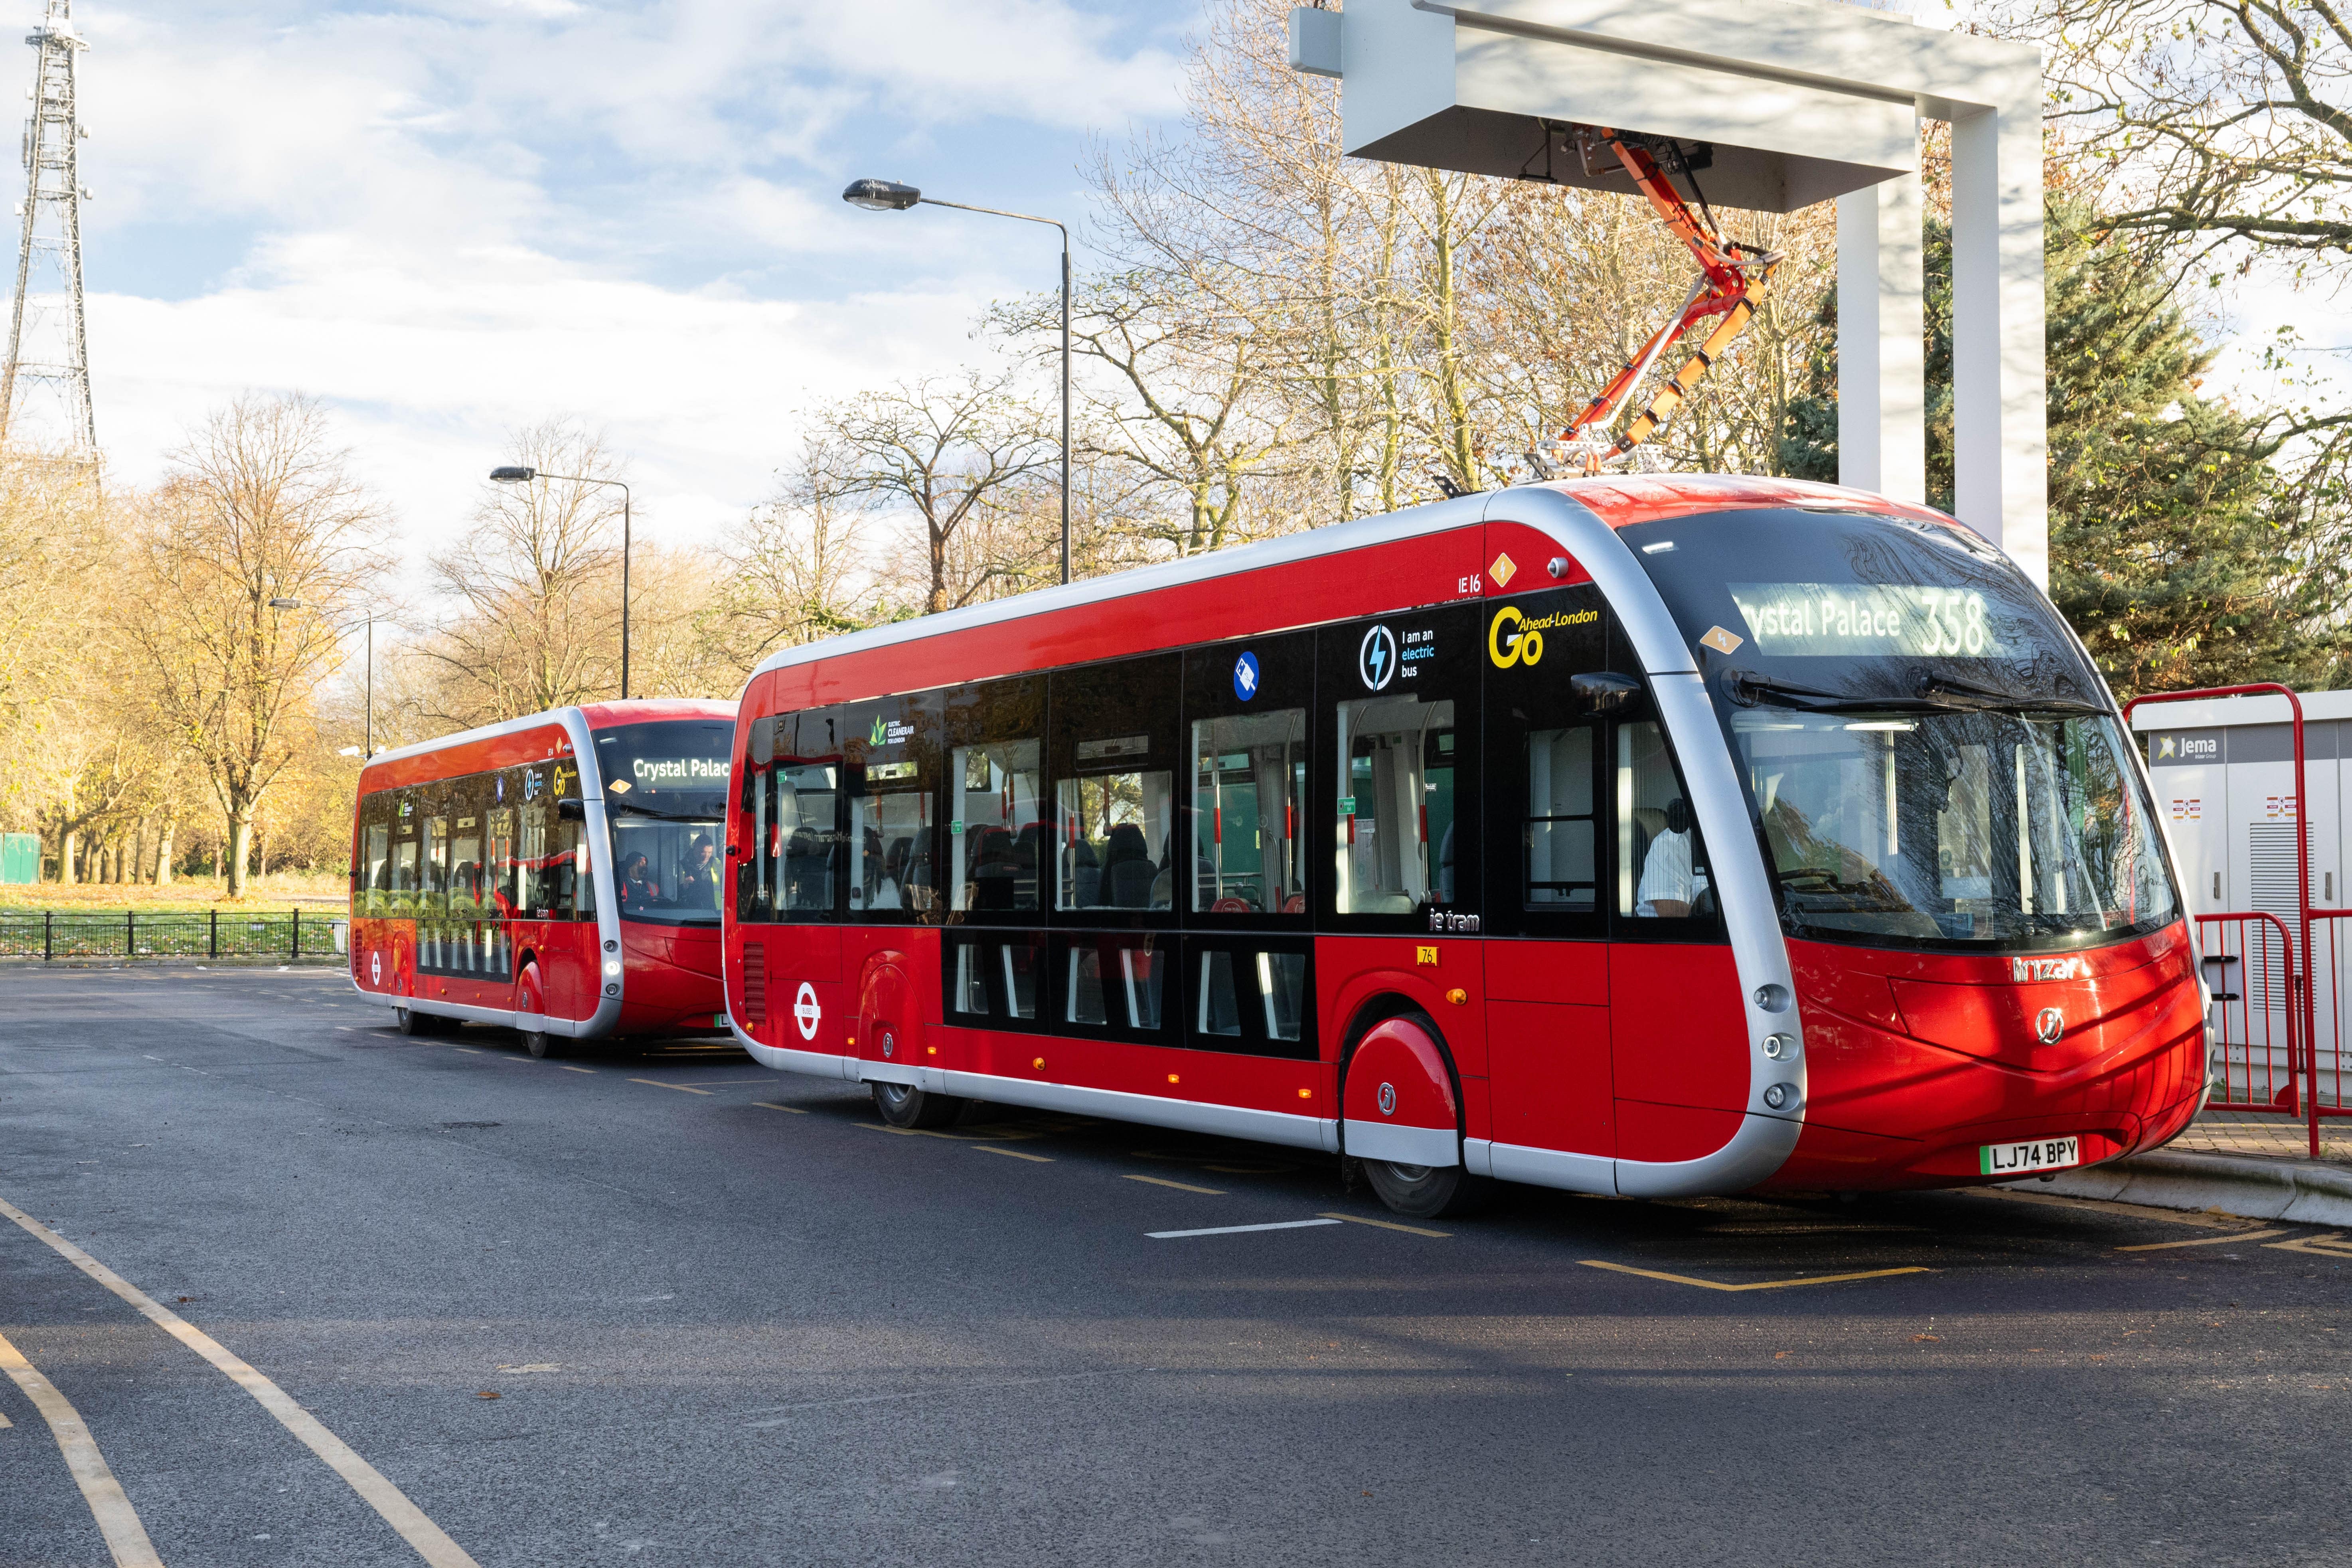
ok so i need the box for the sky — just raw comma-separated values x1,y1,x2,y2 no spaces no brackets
50,0,1197,563
23,0,2338,578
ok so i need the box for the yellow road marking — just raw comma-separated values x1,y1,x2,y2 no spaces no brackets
627,1078,713,1095
0,1325,163,1567
752,1102,808,1114
1969,1188,2256,1229
2117,1228,2290,1252
1124,1174,1224,1195
1319,1211,1449,1238
857,1122,1039,1144
452,1048,482,1055
975,1145,1053,1163
0,1409,11,1426
556,1065,596,1075
2265,1232,2352,1258
1580,1259,1931,1292
0,1193,481,1568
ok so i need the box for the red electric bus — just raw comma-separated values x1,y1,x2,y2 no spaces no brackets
719,476,2206,1216
351,699,737,1055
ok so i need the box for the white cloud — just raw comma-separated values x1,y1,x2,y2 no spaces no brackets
41,0,1187,564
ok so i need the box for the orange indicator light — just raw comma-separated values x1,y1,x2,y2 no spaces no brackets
1167,1073,1181,1085
1297,1088,1313,1099
1033,1057,1046,1070
1446,988,1469,1006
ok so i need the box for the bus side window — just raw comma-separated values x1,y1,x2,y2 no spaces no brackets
422,795,450,921
1526,724,1599,912
1325,604,1480,924
360,796,391,919
739,716,780,924
1191,709,1307,914
946,676,1045,916
780,709,844,920
841,691,940,921
1617,719,1716,926
391,792,419,916
1049,656,1179,916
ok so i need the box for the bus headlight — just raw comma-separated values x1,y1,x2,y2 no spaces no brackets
1763,1082,1797,1110
603,960,622,978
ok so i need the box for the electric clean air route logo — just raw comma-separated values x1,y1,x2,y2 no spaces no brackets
1358,625,1398,691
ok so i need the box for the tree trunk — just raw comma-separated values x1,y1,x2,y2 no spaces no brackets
132,817,149,884
226,814,253,899
59,828,77,886
154,818,176,886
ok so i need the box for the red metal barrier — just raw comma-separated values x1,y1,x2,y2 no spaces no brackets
2299,913,2352,1132
2197,912,2301,1117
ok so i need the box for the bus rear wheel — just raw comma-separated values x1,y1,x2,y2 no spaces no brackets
523,1028,562,1059
872,1080,964,1130
1362,1159,1491,1220
395,1005,439,1038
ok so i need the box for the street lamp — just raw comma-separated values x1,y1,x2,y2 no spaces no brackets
491,465,634,699
842,177,1072,586
272,598,385,757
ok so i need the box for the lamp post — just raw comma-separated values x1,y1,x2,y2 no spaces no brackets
491,466,633,698
843,177,1071,586
271,598,383,756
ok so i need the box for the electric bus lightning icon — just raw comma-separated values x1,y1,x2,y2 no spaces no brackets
1358,625,1398,691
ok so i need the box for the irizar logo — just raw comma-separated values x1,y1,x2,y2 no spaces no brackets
1358,625,1398,691
2012,956,2084,983
2036,1006,2067,1045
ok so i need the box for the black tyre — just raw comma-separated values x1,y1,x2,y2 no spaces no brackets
872,1080,966,1130
395,1006,437,1037
1361,1159,1492,1219
523,1029,562,1059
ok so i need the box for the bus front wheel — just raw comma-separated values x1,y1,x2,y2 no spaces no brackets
872,1080,964,1130
394,1006,439,1038
1361,1159,1490,1220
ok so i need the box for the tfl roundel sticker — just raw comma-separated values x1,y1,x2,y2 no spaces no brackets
794,982,822,1042
1358,625,1398,691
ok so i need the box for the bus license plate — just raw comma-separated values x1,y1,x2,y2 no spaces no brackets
1979,1136,2079,1176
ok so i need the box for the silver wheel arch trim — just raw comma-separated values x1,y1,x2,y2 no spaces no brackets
348,705,626,1041
1483,486,1803,1195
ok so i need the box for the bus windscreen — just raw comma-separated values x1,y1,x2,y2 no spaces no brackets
594,719,733,925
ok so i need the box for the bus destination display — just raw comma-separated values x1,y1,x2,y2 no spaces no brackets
1728,583,2005,658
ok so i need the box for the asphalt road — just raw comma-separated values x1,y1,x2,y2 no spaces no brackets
0,965,2346,1568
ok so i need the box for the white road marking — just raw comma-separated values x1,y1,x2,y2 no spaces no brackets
1147,1219,1344,1240
0,1325,164,1566
0,1194,480,1568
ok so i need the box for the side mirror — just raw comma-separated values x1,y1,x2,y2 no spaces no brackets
556,797,587,822
1572,671,1642,716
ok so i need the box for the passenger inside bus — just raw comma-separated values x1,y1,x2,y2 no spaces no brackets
1619,720,1712,919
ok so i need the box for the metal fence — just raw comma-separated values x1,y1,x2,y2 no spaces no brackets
0,908,347,963
2198,912,2301,1113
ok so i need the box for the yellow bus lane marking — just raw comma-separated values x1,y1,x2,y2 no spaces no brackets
2265,1232,2352,1259
0,1193,481,1568
1581,1259,1931,1292
2117,1228,2292,1252
0,1325,164,1567
1319,1211,1449,1239
751,1102,807,1114
974,1145,1053,1163
855,1122,1044,1143
627,1079,712,1095
1124,1174,1224,1195
556,1065,596,1074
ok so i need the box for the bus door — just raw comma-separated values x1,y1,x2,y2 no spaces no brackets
1481,583,1613,1158
1607,701,1749,1161
741,711,846,1052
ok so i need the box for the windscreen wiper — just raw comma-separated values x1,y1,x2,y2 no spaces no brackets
605,799,722,823
1725,671,1948,713
1915,672,2104,714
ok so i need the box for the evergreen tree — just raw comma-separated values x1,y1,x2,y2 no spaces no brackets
1784,198,2352,699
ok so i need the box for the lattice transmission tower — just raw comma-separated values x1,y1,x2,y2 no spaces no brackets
0,0,92,459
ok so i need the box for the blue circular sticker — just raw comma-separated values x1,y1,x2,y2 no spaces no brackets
1233,651,1260,701
1357,625,1398,691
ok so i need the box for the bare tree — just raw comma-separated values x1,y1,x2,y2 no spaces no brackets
706,434,887,667
123,394,385,897
419,421,628,726
823,374,1057,614
2014,0,2352,265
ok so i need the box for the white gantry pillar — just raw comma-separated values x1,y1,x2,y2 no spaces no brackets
1835,166,1925,507
1949,98,2048,585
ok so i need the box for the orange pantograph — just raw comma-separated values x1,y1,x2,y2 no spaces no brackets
1559,129,1780,474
